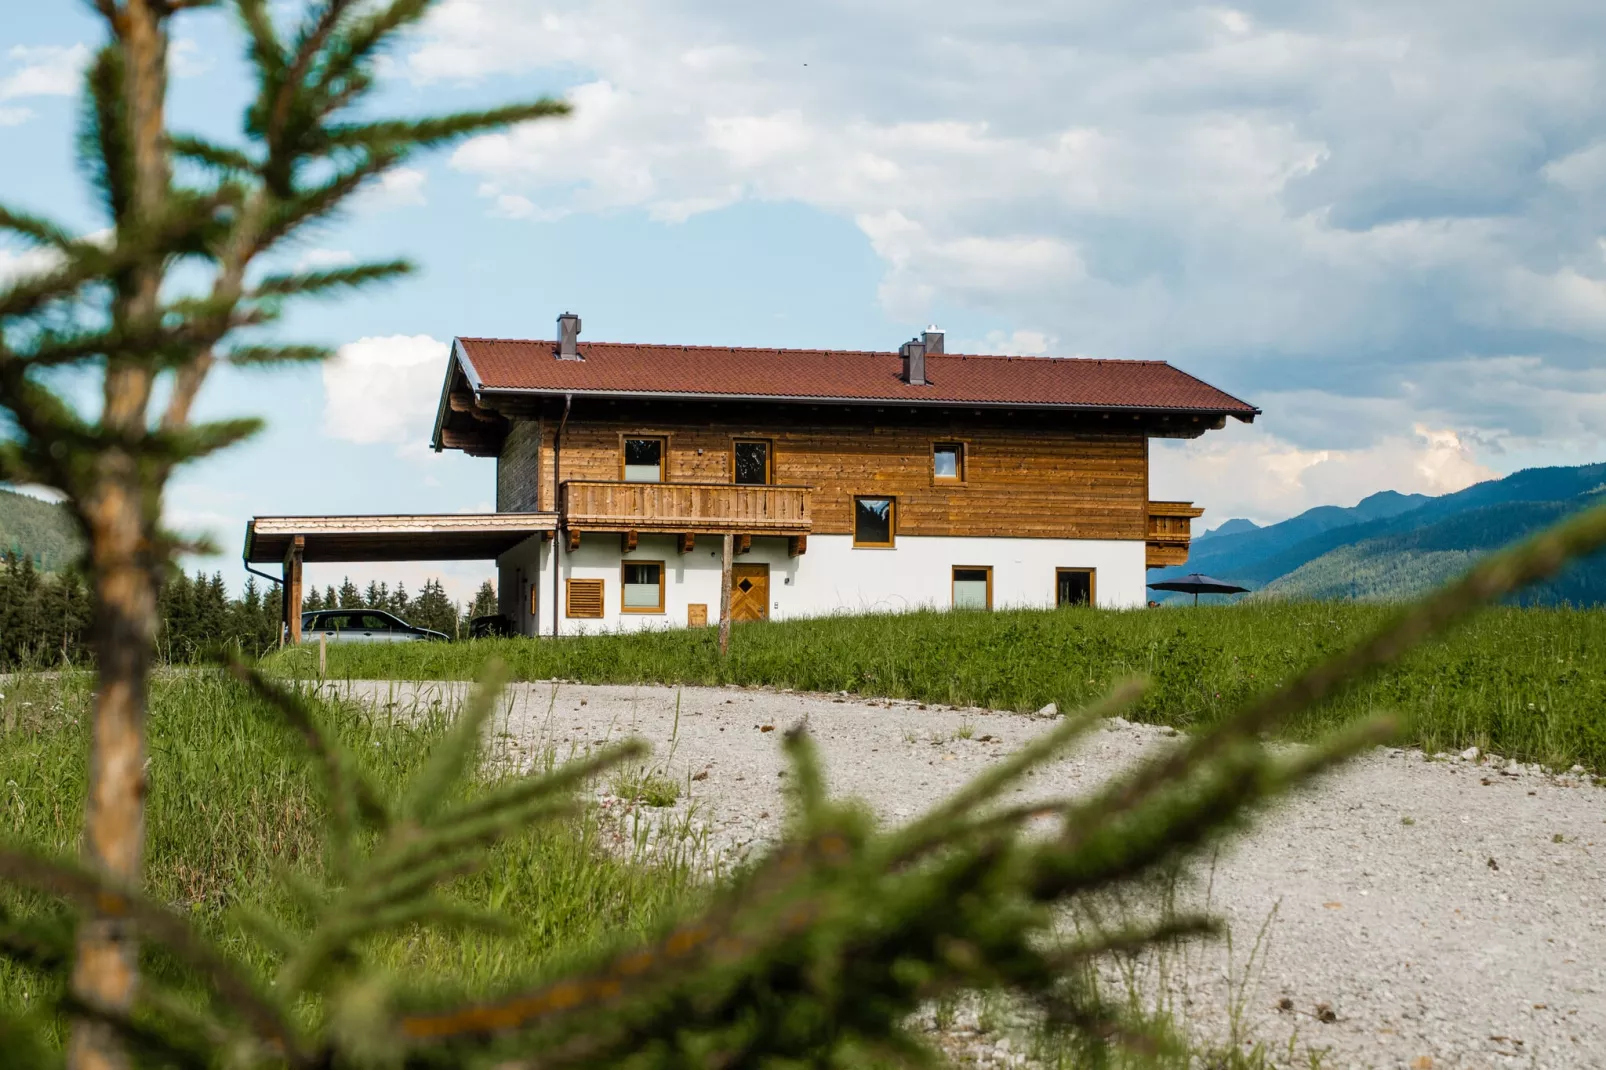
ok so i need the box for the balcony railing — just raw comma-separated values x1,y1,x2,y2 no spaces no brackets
1146,500,1204,568
559,480,812,536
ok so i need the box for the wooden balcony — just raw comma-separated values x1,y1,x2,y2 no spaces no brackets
559,480,812,544
1146,500,1204,568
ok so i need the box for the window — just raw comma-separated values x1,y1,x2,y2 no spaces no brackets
1055,568,1095,608
622,437,665,482
733,439,771,485
952,566,992,609
853,496,895,547
621,561,665,613
566,578,605,618
355,613,395,632
933,442,964,481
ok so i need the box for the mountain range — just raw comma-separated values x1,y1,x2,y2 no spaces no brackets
0,488,81,572
1157,462,1606,605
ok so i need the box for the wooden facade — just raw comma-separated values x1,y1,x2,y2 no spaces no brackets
1145,500,1206,568
509,402,1158,543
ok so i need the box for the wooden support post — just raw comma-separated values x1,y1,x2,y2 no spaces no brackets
718,532,733,656
788,534,807,558
283,535,304,646
735,533,751,555
567,528,581,552
678,532,695,554
318,632,327,677
621,530,638,553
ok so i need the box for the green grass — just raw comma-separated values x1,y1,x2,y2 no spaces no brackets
0,669,701,1043
292,602,1606,771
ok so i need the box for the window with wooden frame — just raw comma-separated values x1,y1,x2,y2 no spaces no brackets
565,578,605,618
731,439,772,485
1055,568,1096,608
621,436,666,483
933,442,965,482
853,496,896,547
620,561,666,613
952,566,992,609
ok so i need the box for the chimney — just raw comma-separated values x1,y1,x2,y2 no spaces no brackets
900,337,927,386
556,311,582,360
922,325,944,354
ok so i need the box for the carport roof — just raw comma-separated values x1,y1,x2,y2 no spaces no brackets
244,513,555,564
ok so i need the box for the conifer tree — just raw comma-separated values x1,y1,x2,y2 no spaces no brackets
0,0,567,1061
469,578,498,619
338,578,361,609
411,577,458,634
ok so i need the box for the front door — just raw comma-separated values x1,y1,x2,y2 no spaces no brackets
730,563,770,622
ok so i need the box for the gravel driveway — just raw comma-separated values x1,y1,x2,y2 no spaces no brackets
345,679,1605,1069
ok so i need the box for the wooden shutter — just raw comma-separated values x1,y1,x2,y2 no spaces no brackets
566,578,604,618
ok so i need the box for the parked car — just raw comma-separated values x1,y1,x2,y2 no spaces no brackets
468,613,516,639
300,608,449,643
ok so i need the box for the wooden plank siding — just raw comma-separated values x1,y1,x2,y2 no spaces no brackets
561,481,811,534
532,416,1149,541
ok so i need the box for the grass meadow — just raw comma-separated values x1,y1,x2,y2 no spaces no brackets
291,602,1606,772
0,670,702,1045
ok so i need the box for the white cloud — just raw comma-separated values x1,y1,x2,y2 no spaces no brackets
0,106,32,126
322,335,451,453
357,167,429,210
1152,422,1497,525
169,38,214,79
1,44,90,102
415,0,1606,487
294,248,358,272
0,245,64,287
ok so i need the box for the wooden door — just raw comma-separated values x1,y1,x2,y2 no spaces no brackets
730,563,769,622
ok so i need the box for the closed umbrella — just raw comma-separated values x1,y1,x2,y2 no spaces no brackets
1147,573,1250,606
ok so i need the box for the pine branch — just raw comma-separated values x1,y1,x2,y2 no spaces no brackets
225,657,390,857
1086,497,1606,839
401,660,508,823
77,44,133,223
0,204,78,248
0,847,304,1063
250,257,412,299
168,133,257,173
139,416,264,463
309,0,432,105
225,343,331,365
324,100,573,151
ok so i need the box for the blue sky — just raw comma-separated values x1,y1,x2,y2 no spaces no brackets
3,1,1605,602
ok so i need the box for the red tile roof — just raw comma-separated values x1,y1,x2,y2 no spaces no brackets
452,337,1258,417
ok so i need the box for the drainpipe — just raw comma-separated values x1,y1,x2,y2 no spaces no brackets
551,392,572,639
244,561,285,642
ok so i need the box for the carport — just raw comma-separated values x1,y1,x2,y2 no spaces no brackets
243,513,557,643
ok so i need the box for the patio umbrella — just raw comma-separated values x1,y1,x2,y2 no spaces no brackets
1147,573,1251,606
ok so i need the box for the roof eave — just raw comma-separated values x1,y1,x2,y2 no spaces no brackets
430,338,486,451
473,384,1259,419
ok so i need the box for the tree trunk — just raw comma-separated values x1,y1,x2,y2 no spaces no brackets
67,1,169,1063
68,475,158,1070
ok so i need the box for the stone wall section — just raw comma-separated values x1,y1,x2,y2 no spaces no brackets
496,418,543,512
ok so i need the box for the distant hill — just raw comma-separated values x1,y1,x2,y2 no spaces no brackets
1155,463,1606,605
0,488,82,571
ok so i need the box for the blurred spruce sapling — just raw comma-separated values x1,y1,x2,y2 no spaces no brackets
0,0,567,1063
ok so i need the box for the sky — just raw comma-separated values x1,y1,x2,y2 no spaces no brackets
3,1,1605,603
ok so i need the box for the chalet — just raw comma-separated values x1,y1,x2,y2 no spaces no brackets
245,314,1257,640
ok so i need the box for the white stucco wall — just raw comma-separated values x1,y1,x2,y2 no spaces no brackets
510,533,1147,636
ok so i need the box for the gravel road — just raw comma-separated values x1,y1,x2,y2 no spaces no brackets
346,679,1605,1069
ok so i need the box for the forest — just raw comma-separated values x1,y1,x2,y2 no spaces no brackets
0,553,496,667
